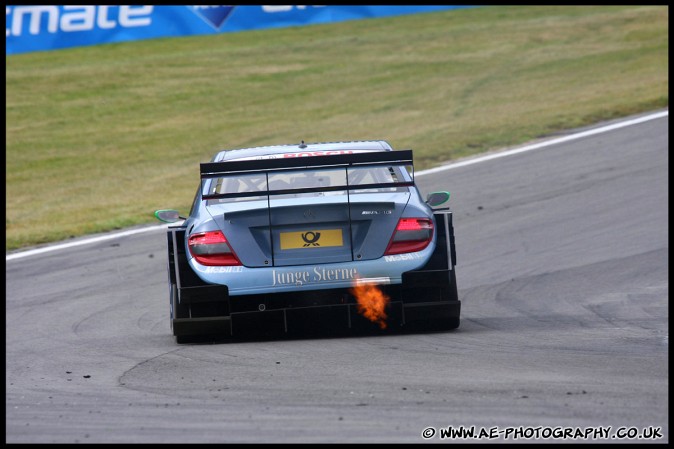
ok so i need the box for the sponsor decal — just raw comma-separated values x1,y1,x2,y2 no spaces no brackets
6,5,153,37
280,229,343,250
272,267,359,286
261,6,326,13
301,231,321,247
188,5,235,30
384,253,422,263
204,266,243,273
283,150,355,158
229,150,378,161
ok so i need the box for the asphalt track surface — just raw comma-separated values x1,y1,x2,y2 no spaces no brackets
6,111,668,443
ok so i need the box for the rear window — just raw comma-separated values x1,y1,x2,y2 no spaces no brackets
206,165,410,204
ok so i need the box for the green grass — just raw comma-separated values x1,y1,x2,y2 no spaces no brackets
6,5,668,251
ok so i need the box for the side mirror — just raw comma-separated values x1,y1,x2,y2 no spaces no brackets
154,209,184,223
426,191,450,207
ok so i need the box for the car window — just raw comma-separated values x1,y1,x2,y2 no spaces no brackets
206,173,268,204
207,165,409,204
269,168,344,190
347,165,410,193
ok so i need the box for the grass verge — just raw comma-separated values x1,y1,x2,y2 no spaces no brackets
6,5,668,251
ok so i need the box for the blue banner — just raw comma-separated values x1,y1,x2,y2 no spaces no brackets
6,5,476,56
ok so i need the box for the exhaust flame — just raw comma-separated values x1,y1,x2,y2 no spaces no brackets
349,278,390,329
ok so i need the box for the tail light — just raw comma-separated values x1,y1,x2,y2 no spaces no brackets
188,231,241,266
384,218,434,255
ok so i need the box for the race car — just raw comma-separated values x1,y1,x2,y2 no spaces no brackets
155,140,459,343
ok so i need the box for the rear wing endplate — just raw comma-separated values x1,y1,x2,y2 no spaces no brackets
200,150,414,201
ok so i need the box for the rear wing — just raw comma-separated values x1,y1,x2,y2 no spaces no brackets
200,150,414,201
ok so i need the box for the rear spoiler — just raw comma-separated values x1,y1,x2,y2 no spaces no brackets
200,150,414,201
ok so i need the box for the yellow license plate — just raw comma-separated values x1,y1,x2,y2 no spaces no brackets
280,229,343,250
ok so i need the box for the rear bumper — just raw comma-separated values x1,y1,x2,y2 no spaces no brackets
171,209,459,339
173,298,460,338
188,243,435,296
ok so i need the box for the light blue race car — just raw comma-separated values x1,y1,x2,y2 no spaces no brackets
155,140,459,343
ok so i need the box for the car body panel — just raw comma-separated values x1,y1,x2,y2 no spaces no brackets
199,192,415,267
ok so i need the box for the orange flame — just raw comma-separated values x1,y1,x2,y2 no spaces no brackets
349,278,390,329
